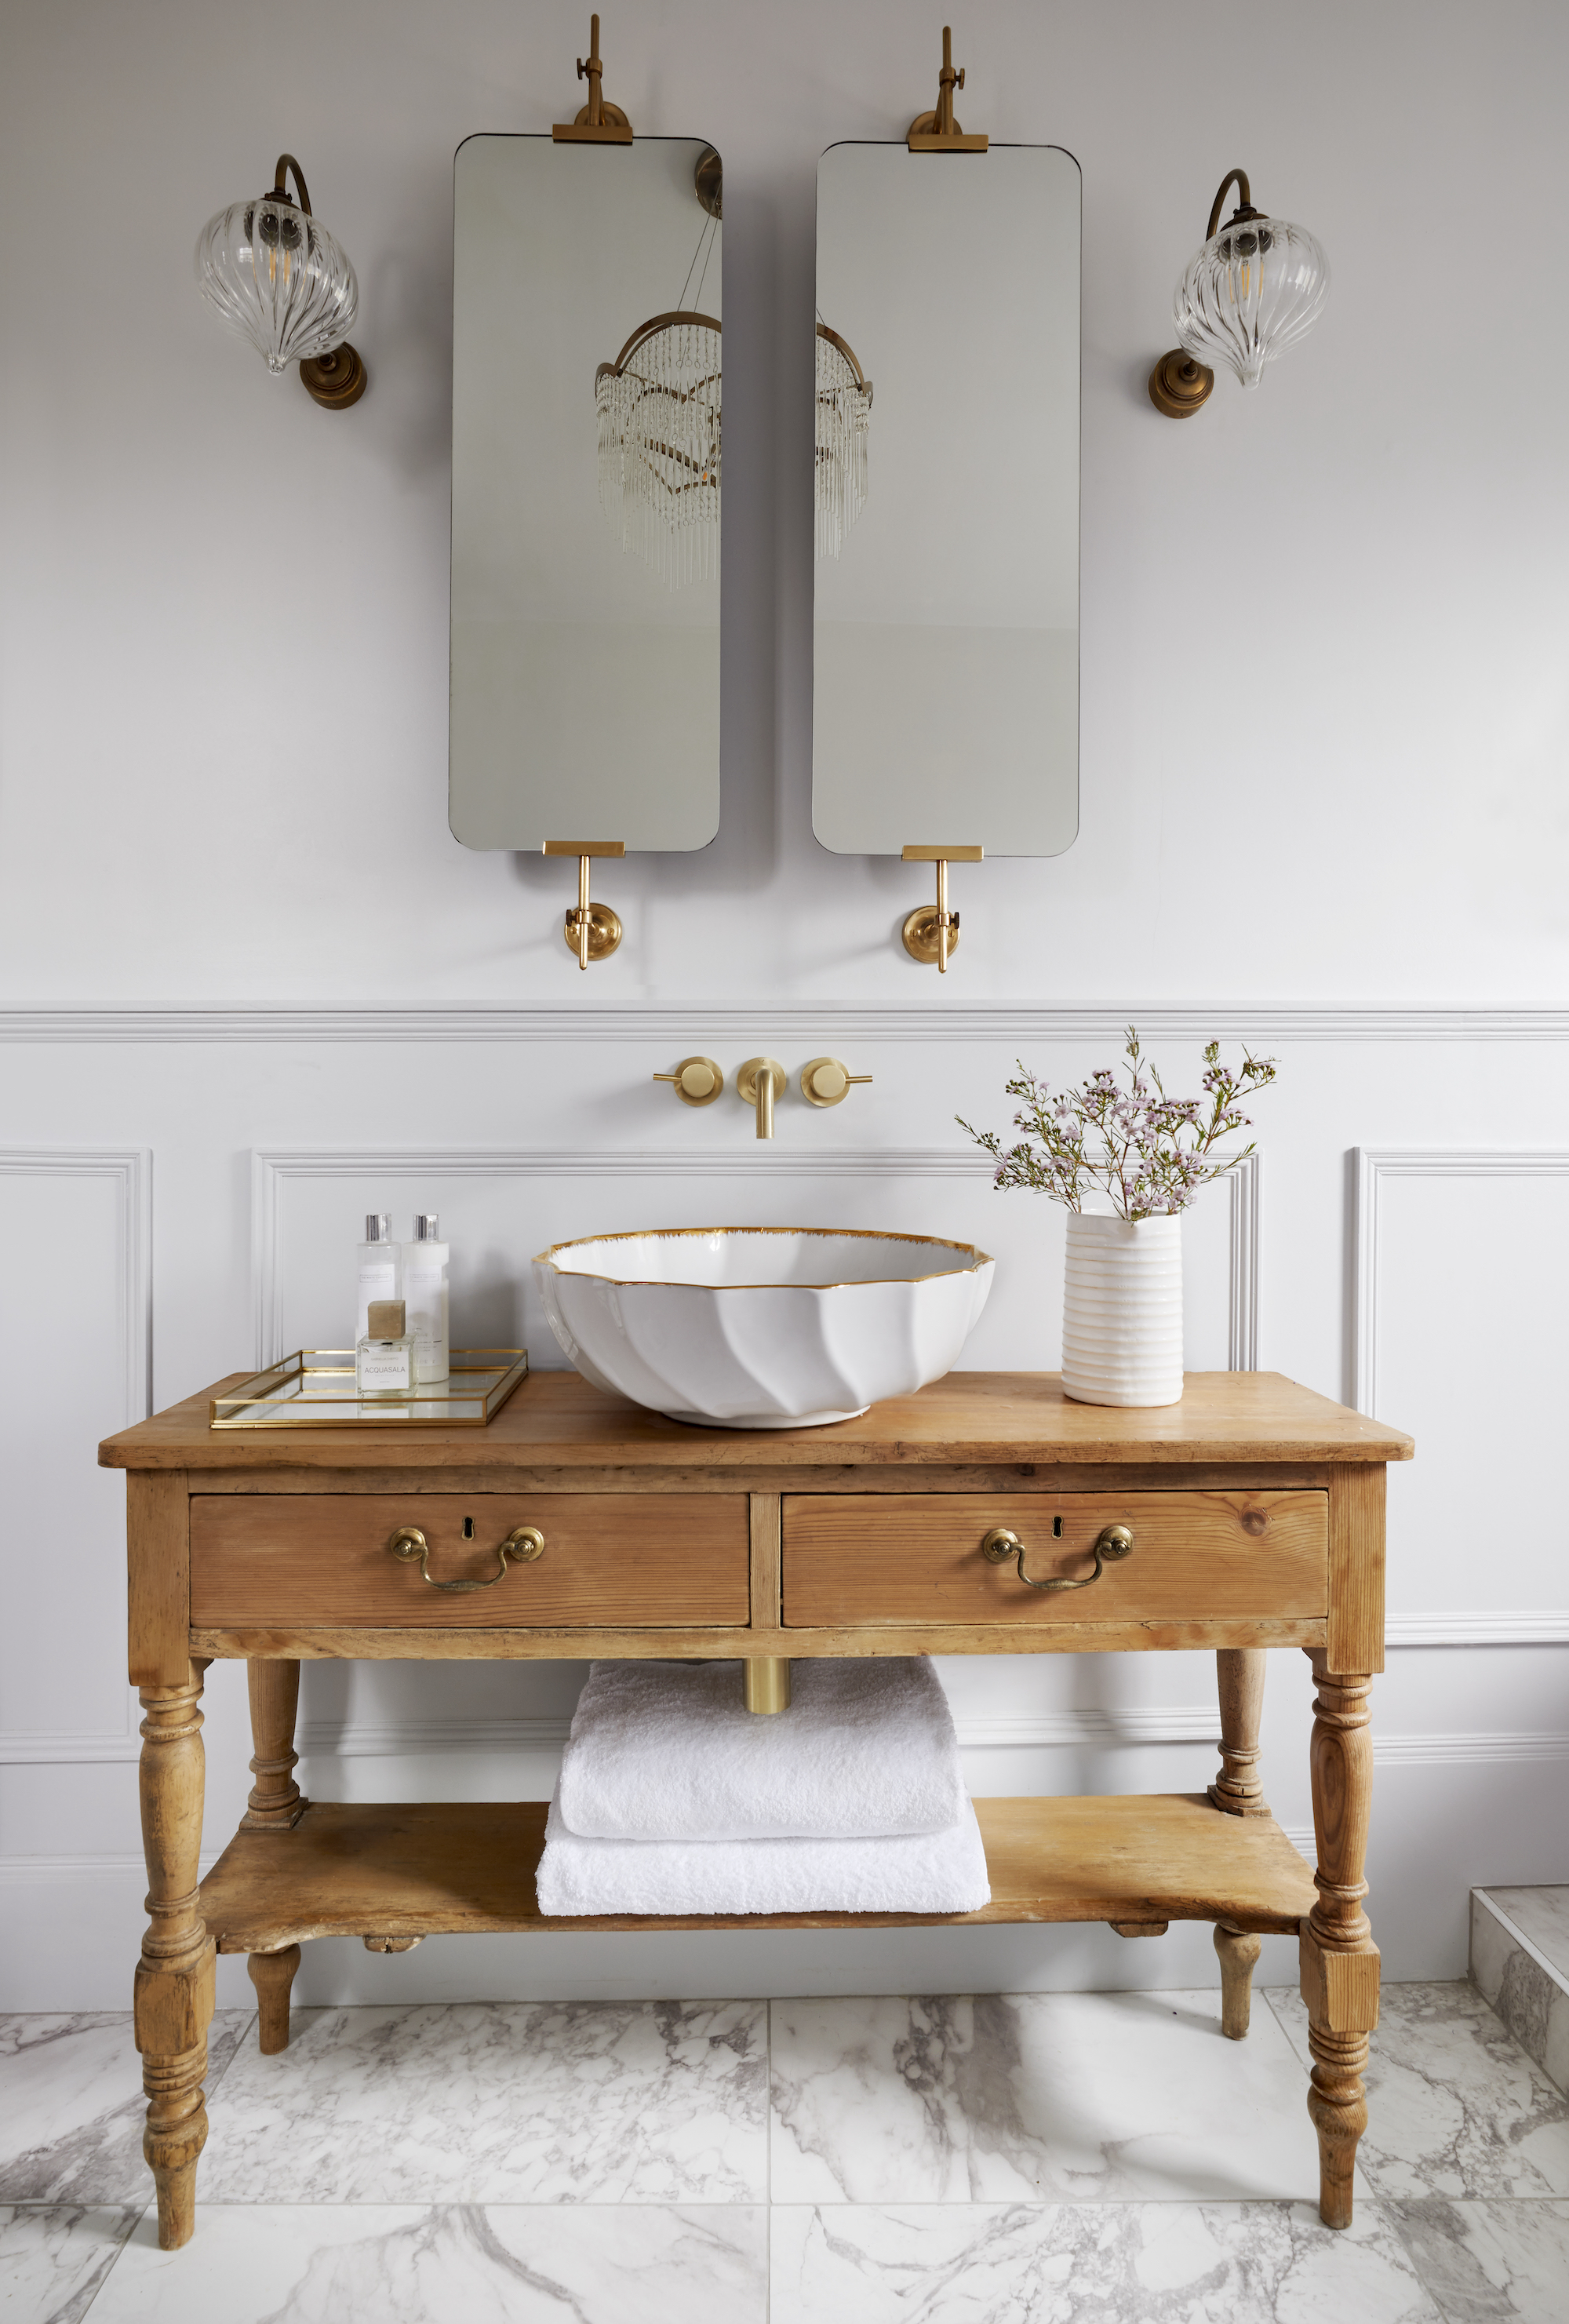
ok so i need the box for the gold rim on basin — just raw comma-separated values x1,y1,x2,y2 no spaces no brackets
532,1223,994,1294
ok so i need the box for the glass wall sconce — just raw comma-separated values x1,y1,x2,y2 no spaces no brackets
195,154,366,410
1149,169,1327,417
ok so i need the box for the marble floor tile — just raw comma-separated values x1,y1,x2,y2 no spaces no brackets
1265,1983,1569,2201
771,2198,1442,2323
0,2013,253,2204
0,2204,142,2324
1389,2199,1569,2324
200,2001,766,2204
770,1990,1323,2206
87,2202,766,2324
1481,1890,1569,1980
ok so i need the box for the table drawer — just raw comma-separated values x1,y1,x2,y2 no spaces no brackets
781,1492,1327,1628
190,1494,751,1629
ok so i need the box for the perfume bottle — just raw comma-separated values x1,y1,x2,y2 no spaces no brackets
355,1300,415,1398
402,1212,450,1383
355,1213,400,1347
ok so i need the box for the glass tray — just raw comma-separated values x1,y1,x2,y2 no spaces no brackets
209,1350,529,1430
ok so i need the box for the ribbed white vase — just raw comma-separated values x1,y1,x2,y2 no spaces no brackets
1061,1212,1185,1408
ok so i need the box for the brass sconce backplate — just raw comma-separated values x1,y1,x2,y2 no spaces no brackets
901,906,960,965
300,344,367,410
1147,348,1214,417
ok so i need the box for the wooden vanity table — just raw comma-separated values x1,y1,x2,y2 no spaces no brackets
101,1368,1411,2249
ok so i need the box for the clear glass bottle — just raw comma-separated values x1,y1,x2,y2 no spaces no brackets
402,1212,450,1383
355,1214,400,1348
355,1299,415,1403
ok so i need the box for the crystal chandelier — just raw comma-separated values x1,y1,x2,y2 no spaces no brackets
815,325,872,561
195,155,366,410
595,149,721,588
1149,169,1327,418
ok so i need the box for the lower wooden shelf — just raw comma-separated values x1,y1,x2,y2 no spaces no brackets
199,1794,1316,1947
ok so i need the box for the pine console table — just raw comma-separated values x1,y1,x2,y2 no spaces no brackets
101,1368,1412,2248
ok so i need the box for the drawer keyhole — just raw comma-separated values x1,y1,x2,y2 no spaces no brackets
462,1516,475,1540
1053,1515,1063,1539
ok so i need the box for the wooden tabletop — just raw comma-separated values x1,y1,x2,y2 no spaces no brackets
100,1369,1413,1473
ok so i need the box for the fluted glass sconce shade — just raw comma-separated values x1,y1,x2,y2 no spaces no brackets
815,324,872,561
1149,169,1327,417
195,155,366,410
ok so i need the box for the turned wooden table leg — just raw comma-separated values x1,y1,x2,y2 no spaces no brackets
1301,1650,1379,2229
1210,1648,1271,1816
242,1659,307,1830
136,1658,216,2251
1214,1924,1261,2038
248,1945,301,2053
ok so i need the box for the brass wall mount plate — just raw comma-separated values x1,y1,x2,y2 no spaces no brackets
902,905,960,965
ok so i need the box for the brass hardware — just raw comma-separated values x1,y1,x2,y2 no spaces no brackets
901,846,981,972
654,1056,725,1106
799,1057,872,1109
694,146,723,220
1149,169,1265,419
908,25,989,151
744,1657,792,1714
553,13,634,142
262,155,369,412
363,1935,423,1952
981,1521,1134,1591
545,840,625,969
386,1524,545,1590
817,323,872,409
737,1057,786,1140
1109,1921,1170,1938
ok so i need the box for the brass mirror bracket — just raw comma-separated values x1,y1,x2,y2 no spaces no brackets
554,13,634,141
799,1057,872,1109
654,1056,725,1106
269,154,368,411
737,1057,786,1140
1149,168,1257,418
901,844,981,972
544,840,624,970
908,26,988,151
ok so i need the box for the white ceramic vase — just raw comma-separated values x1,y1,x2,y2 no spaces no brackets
1061,1211,1184,1408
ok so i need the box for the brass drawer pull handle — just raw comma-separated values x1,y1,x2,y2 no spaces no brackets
981,1523,1134,1591
386,1524,545,1591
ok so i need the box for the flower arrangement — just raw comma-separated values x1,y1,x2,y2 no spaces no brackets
958,1028,1277,1223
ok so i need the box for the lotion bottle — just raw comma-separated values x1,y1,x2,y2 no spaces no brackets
402,1212,450,1382
355,1214,399,1347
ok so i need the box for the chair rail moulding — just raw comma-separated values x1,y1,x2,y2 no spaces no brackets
6,1009,1569,1045
249,1146,1258,1374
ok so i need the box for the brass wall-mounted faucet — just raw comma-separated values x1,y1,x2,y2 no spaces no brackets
655,1056,873,1136
736,1057,787,1138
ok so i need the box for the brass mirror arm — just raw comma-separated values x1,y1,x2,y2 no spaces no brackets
981,1524,1134,1592
387,1525,545,1592
1205,169,1257,239
271,154,312,214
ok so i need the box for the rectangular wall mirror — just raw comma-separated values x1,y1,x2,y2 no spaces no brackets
813,143,1080,858
450,135,722,853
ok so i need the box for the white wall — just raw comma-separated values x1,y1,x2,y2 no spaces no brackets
2,0,1567,2011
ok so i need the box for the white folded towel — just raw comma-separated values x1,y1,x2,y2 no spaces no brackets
557,1656,963,1841
534,1785,992,1918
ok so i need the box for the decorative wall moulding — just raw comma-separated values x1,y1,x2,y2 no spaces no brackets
6,1008,1569,1046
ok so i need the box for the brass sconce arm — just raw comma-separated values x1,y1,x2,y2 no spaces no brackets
554,13,634,141
272,155,313,213
901,844,981,972
737,1058,786,1139
544,840,624,969
908,26,988,151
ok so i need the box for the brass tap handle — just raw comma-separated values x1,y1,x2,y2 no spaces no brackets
737,1057,786,1139
387,1524,544,1591
654,1057,724,1106
981,1523,1134,1592
799,1057,873,1109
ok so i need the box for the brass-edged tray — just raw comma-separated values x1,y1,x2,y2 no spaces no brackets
210,1350,529,1430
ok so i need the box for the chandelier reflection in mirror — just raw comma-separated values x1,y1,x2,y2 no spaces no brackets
595,147,722,588
1149,168,1327,418
815,325,872,561
195,154,366,410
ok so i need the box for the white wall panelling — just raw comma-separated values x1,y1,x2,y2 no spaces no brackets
5,0,1569,2003
0,1151,151,1767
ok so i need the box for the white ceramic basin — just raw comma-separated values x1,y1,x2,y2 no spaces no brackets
533,1227,994,1428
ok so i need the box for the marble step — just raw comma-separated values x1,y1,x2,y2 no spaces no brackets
1471,1884,1569,2095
